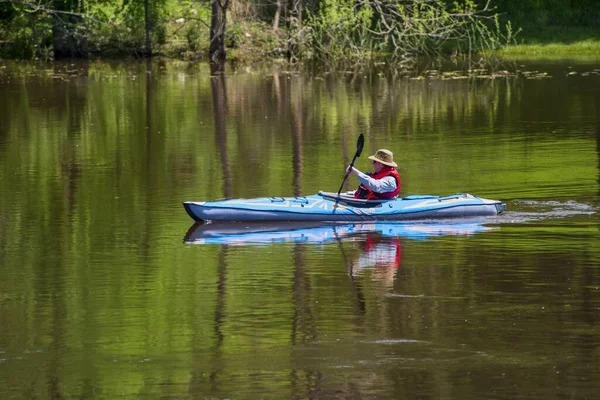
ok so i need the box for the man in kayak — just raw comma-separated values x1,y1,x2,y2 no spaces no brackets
346,149,401,200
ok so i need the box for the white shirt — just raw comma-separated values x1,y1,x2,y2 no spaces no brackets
355,171,397,193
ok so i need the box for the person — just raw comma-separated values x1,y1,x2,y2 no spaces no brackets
346,149,401,199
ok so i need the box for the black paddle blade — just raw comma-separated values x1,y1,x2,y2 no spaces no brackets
356,134,365,158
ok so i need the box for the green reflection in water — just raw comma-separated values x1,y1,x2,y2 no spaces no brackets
0,59,599,399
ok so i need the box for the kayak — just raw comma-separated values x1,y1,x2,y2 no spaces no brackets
183,220,496,245
183,191,506,223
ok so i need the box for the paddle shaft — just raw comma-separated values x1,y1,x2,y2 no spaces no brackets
337,155,359,196
337,134,364,196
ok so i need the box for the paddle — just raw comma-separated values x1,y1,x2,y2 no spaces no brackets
337,133,365,197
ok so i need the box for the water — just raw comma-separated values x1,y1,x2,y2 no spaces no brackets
0,59,599,399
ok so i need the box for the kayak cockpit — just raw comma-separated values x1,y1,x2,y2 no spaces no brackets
317,191,389,207
317,191,445,207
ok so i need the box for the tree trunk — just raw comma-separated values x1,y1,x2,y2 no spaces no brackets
209,0,229,62
287,0,302,61
144,0,152,56
293,0,302,33
273,0,282,32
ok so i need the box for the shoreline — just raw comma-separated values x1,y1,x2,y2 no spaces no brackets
499,40,600,60
497,27,600,60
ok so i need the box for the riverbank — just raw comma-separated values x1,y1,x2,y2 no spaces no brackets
224,24,600,64
498,27,600,60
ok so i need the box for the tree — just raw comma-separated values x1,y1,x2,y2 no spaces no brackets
144,0,151,55
209,0,229,62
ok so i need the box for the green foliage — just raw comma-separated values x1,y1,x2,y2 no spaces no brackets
85,0,171,52
167,2,211,56
483,0,600,31
84,1,142,52
225,21,287,62
0,0,597,64
303,0,377,66
226,22,243,49
0,3,15,19
185,22,203,52
0,0,180,58
300,0,516,67
456,10,519,61
0,9,53,58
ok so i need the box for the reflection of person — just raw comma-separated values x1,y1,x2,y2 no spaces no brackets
346,149,401,199
351,236,402,287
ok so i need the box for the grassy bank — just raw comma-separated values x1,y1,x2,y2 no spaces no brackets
498,27,600,60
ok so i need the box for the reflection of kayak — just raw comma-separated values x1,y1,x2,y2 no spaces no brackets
183,220,495,245
183,191,506,223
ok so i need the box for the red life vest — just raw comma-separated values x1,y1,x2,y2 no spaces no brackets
354,166,401,200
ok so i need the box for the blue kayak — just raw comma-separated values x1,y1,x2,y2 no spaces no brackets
183,191,506,223
183,220,496,245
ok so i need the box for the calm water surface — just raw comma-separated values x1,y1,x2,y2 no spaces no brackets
1,59,599,399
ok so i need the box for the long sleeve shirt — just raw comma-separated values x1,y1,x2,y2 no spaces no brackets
355,170,398,193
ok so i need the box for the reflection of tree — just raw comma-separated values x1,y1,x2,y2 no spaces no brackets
210,246,228,389
188,246,228,395
45,263,67,400
291,245,315,344
290,244,324,397
595,107,600,324
56,62,88,221
597,112,600,199
140,58,154,255
211,63,232,198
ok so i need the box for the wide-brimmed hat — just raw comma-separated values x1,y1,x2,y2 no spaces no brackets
368,149,397,168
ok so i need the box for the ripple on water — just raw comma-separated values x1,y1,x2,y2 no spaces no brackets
372,339,425,344
496,199,597,224
385,293,425,298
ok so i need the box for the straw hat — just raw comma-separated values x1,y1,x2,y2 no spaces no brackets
368,149,397,168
